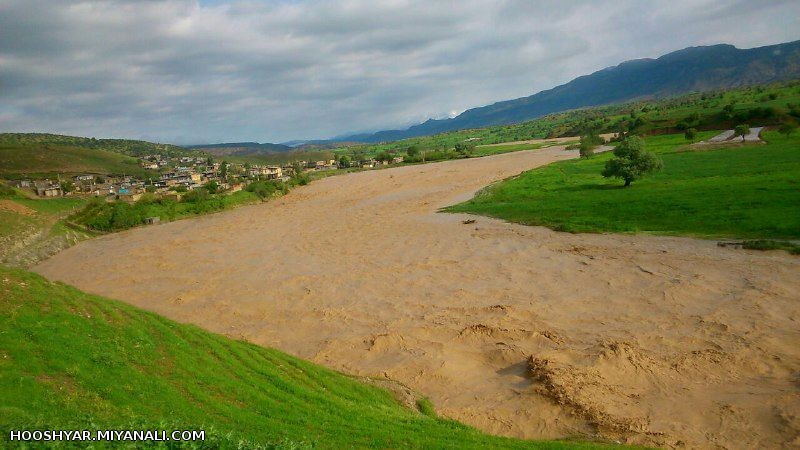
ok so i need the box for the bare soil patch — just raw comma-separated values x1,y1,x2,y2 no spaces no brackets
0,199,37,216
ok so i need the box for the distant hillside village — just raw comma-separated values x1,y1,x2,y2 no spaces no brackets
8,153,405,201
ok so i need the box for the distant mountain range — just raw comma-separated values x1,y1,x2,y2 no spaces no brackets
335,40,800,143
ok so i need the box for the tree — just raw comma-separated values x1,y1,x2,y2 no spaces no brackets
60,181,75,193
733,124,750,142
406,145,420,158
684,128,698,142
337,155,351,168
375,151,392,162
778,122,797,137
601,136,663,187
220,160,228,178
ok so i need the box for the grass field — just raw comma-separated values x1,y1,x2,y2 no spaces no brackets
447,131,800,240
0,143,152,179
0,266,619,449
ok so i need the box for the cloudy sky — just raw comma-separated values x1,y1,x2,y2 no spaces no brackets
1,0,799,144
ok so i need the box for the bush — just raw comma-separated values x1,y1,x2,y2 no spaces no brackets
182,188,210,203
247,180,288,199
778,122,797,136
0,182,15,197
578,132,603,158
454,142,476,157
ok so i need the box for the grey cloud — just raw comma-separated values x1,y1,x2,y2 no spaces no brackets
1,0,799,144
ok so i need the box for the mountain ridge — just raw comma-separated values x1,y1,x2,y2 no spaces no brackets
335,40,800,143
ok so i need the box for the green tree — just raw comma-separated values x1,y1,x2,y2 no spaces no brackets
406,146,420,158
601,136,663,187
733,124,750,142
60,181,75,193
220,160,228,178
684,128,698,142
338,155,351,168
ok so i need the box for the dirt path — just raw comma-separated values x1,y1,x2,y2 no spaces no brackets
35,146,800,448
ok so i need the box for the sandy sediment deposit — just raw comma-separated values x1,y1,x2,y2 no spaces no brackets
36,146,800,448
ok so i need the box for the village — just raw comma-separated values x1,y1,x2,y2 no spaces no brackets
7,153,405,201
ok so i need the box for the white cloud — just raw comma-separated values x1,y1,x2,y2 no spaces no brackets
0,0,798,143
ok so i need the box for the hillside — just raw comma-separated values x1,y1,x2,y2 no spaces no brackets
0,133,189,157
0,142,152,179
341,40,800,143
0,133,198,179
186,141,293,156
0,265,615,449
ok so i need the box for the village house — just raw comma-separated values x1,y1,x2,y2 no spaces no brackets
9,180,32,189
248,166,283,179
34,181,62,197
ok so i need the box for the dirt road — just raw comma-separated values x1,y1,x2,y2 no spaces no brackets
35,146,800,448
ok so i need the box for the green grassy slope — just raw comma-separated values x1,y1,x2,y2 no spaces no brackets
0,186,90,267
0,143,151,179
447,131,800,240
0,266,617,449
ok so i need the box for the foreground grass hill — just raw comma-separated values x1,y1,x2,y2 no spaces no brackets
447,131,800,241
0,266,618,449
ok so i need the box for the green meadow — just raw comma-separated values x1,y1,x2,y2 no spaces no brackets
447,131,800,240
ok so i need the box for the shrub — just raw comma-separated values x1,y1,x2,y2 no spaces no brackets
454,142,476,157
182,188,210,203
0,182,15,197
778,122,797,136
